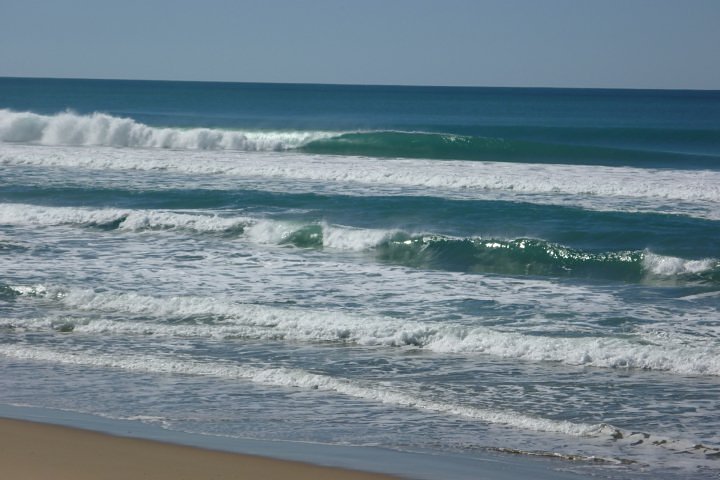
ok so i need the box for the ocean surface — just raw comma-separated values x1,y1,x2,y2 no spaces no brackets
1,77,719,479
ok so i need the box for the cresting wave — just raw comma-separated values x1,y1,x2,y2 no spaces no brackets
2,203,718,282
7,286,720,376
1,109,717,168
0,109,334,151
301,131,720,168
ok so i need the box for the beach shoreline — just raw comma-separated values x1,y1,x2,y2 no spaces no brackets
0,404,590,480
0,416,399,480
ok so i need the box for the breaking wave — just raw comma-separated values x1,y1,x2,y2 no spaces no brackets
0,109,333,151
2,203,718,283
2,109,716,168
0,203,252,233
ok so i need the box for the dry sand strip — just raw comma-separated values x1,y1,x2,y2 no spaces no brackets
0,417,402,480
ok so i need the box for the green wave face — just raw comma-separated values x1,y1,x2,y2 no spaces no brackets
301,131,718,167
303,131,489,160
0,284,19,301
376,236,720,284
270,228,719,284
376,236,645,281
279,224,324,248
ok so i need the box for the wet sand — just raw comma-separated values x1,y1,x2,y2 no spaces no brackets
0,417,400,480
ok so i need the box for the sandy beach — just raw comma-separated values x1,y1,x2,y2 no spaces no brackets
0,417,399,480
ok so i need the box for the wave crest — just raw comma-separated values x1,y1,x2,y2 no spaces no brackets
4,109,717,169
0,109,333,150
2,203,718,283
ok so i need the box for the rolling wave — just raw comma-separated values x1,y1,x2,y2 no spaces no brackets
2,203,717,283
376,236,719,282
301,131,718,167
2,109,716,167
0,109,333,151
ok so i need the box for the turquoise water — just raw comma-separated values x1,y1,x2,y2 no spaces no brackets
1,78,719,478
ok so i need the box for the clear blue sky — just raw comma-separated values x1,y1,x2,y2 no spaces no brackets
2,0,718,89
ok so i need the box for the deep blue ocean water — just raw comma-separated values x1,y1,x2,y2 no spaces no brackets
1,77,719,478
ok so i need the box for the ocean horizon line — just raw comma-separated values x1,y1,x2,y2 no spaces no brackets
1,75,718,93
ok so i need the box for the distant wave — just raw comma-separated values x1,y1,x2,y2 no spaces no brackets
3,203,717,283
0,109,334,151
2,109,716,167
301,131,719,167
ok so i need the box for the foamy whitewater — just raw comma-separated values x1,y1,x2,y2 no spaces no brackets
1,79,719,479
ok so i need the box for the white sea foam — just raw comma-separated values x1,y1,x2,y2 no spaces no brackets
322,224,397,251
0,203,251,233
118,210,249,232
0,109,333,150
2,144,719,221
3,204,718,281
0,203,125,227
0,342,617,437
10,287,720,376
243,219,303,244
0,203,399,251
643,253,718,276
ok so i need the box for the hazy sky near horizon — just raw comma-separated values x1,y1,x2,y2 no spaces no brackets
2,0,719,89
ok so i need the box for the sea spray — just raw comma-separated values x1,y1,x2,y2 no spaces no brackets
0,109,335,150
